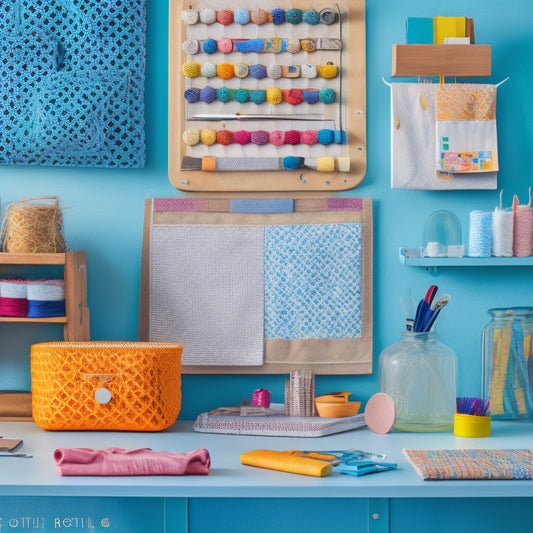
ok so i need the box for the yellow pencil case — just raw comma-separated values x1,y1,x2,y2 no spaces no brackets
240,449,332,477
31,341,182,431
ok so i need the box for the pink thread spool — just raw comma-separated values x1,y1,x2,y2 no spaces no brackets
0,279,28,317
251,388,271,408
513,204,533,257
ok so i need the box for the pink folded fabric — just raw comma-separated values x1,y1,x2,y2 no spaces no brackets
53,447,210,476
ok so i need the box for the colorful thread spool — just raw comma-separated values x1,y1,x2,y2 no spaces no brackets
468,210,492,257
250,9,268,25
284,130,301,145
183,128,200,146
513,204,533,257
250,130,269,145
303,10,320,25
216,130,234,146
217,38,234,54
200,128,216,146
181,8,198,25
182,39,199,55
269,130,285,146
202,38,218,54
270,8,285,24
0,279,28,317
199,8,216,25
233,8,250,25
27,279,66,318
234,130,251,145
251,388,271,408
286,8,303,24
216,9,234,25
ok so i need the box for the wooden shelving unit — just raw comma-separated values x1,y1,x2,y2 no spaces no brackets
0,251,90,421
392,44,491,78
0,251,90,341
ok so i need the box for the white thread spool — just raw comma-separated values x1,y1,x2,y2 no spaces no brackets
491,208,514,257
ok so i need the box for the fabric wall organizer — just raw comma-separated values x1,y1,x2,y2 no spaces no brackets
139,197,373,375
169,0,366,192
0,0,145,168
390,82,498,190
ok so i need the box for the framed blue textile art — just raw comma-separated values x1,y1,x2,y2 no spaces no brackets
140,197,373,375
0,0,145,167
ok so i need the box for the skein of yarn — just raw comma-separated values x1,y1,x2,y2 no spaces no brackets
2,196,66,254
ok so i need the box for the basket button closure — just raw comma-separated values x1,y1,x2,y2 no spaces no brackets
95,387,112,404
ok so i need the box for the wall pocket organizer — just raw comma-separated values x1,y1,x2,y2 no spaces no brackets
169,0,366,192
139,197,372,375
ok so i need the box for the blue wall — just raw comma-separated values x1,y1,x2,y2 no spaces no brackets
2,0,532,420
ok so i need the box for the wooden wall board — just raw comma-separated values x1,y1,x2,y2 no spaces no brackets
168,0,366,192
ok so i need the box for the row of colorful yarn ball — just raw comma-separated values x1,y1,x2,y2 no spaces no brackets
183,37,338,55
181,7,338,26
184,86,336,105
0,278,65,318
182,61,338,80
183,128,346,147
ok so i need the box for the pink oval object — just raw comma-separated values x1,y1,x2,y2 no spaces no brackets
364,393,395,434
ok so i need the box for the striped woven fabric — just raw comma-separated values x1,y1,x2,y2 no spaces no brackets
403,448,533,480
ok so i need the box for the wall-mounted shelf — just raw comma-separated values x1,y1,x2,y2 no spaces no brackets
400,247,533,267
392,44,491,77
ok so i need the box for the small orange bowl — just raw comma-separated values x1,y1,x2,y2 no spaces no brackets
315,401,361,418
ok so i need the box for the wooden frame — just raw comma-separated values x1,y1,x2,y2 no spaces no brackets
168,0,366,192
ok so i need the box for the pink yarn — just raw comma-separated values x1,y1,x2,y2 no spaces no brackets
284,130,301,145
269,130,285,146
234,130,251,144
217,38,233,54
302,130,318,145
250,130,269,145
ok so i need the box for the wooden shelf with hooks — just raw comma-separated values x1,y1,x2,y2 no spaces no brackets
392,44,491,78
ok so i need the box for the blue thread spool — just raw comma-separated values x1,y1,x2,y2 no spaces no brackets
283,156,304,170
216,87,231,103
302,90,319,104
184,88,200,103
468,210,492,257
286,8,303,24
202,38,218,54
271,8,285,24
199,86,217,103
249,64,267,79
234,8,250,24
249,90,266,105
303,10,320,25
319,88,336,104
233,89,249,103
334,130,346,144
27,280,66,318
317,129,334,145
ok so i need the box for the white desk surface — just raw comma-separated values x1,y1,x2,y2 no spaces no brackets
1,419,533,499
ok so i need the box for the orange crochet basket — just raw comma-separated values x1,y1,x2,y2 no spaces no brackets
31,341,182,431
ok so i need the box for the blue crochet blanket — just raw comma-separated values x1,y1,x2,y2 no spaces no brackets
0,0,145,167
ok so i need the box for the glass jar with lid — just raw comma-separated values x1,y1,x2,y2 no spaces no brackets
379,330,457,431
482,307,533,420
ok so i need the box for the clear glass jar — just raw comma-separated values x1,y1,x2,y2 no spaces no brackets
379,331,457,432
482,307,533,420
